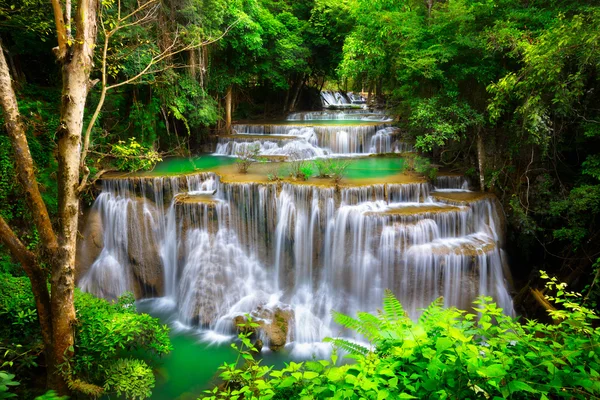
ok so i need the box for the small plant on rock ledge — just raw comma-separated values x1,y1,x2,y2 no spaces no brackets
235,144,262,174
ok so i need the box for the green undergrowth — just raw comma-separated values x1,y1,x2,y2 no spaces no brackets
0,275,172,399
203,273,600,400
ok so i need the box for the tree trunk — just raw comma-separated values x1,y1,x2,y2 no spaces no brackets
477,129,485,192
189,48,196,78
225,85,232,133
289,77,304,113
52,0,99,394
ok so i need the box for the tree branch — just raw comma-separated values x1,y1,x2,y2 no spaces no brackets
51,0,68,60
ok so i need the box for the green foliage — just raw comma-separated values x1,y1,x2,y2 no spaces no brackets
104,358,155,400
405,155,437,181
72,290,172,379
0,371,19,399
288,153,312,181
0,275,171,399
204,277,600,399
110,137,162,172
312,158,351,184
411,97,484,152
33,391,68,400
0,274,41,340
549,185,600,247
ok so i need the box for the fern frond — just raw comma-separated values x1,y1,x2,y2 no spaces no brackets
332,310,363,333
418,297,444,326
324,337,369,356
382,289,405,322
356,311,384,341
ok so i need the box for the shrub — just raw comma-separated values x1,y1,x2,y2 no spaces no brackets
312,158,351,184
289,152,312,181
235,144,261,174
406,155,437,180
104,358,155,400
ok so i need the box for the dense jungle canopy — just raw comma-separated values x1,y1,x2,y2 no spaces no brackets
0,0,600,399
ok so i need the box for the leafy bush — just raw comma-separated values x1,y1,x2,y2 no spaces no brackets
0,371,19,399
0,274,41,341
203,274,600,399
104,358,155,400
72,290,171,380
0,275,171,399
406,155,437,181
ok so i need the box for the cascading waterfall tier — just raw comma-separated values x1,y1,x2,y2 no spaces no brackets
287,110,392,122
216,124,412,156
79,169,514,354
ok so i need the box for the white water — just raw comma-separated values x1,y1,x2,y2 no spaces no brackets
320,91,366,108
287,110,391,122
79,111,514,356
218,125,412,156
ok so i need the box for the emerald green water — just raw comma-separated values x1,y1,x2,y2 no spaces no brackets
150,156,236,175
135,300,290,400
343,157,406,179
146,155,406,181
150,335,235,400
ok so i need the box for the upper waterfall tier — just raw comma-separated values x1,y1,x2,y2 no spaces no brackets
78,167,514,352
216,123,413,156
287,110,392,122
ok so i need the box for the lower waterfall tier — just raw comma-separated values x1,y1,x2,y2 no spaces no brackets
77,170,513,353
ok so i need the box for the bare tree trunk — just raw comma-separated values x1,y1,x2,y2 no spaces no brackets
289,76,304,113
477,129,486,192
225,85,232,133
189,48,196,77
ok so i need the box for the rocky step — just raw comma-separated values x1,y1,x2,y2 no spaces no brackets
431,191,495,205
220,134,301,141
174,192,219,205
406,233,497,257
364,204,463,216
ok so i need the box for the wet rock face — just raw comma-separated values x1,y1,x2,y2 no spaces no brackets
183,259,226,326
76,208,104,282
257,307,294,352
127,198,164,297
77,195,166,298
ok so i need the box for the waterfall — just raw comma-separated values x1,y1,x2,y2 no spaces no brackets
222,124,412,156
79,109,513,354
287,110,392,122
